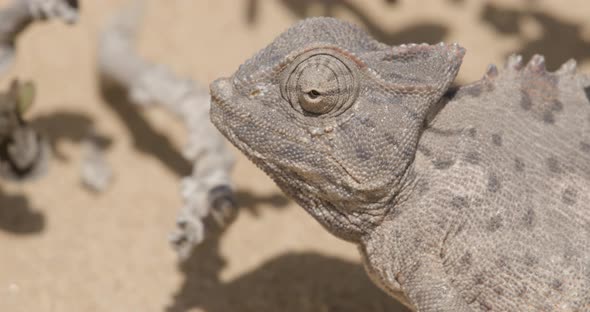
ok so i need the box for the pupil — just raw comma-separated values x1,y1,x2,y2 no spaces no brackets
307,90,321,99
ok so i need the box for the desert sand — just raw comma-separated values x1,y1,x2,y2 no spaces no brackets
1,1,589,311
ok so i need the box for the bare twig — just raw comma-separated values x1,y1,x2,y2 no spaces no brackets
99,0,237,259
0,0,79,74
0,0,78,178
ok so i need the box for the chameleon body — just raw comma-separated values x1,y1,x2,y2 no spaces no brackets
210,17,590,311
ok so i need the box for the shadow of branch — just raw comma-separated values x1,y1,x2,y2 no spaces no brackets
245,0,448,45
167,234,409,312
32,111,111,161
482,4,590,70
98,79,192,177
235,190,290,216
0,187,44,234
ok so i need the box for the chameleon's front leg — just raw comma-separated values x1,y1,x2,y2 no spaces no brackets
399,255,472,312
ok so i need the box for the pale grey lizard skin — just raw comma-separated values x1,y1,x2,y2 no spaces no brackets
209,17,590,311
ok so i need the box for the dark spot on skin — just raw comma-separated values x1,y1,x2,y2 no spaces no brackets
406,110,421,122
468,127,477,138
543,111,555,124
464,151,480,165
459,252,472,266
462,82,494,99
517,285,528,297
494,287,504,296
412,237,424,249
524,253,538,267
524,207,536,228
487,172,501,193
401,144,414,159
563,244,578,263
542,100,564,124
580,141,590,153
464,84,483,97
417,144,432,157
449,81,494,101
562,187,578,205
385,133,398,146
584,86,590,103
339,122,350,132
546,156,562,174
487,214,503,232
520,90,533,110
281,143,303,159
355,146,371,161
542,305,555,311
359,116,376,128
551,279,563,291
433,158,455,169
491,133,502,146
418,180,429,195
479,300,493,311
474,273,485,285
515,157,525,172
519,71,563,124
451,196,469,209
552,100,564,112
496,257,507,268
455,222,466,236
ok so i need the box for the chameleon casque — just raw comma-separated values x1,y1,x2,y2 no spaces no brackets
210,17,590,311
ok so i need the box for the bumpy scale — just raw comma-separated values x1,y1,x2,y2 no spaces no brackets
210,17,590,311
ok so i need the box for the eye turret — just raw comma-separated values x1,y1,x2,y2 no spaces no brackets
281,50,359,117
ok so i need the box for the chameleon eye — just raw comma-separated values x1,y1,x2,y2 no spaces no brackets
282,51,359,117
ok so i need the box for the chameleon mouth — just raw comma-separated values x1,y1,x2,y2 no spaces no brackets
209,77,243,143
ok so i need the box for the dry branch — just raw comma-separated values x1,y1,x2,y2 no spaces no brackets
99,1,237,259
0,0,79,74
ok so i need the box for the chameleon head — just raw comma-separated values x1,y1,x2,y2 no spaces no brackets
210,17,464,241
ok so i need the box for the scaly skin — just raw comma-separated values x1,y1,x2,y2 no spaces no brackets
210,17,590,311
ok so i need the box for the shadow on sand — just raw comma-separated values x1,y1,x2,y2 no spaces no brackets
0,187,44,234
99,80,192,177
482,3,590,70
245,0,449,45
166,234,410,312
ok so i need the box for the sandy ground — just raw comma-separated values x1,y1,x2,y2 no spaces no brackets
0,1,589,311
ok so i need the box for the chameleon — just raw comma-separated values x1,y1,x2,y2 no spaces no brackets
209,17,590,311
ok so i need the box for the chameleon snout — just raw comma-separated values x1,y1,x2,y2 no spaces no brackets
209,77,234,108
